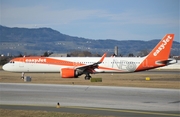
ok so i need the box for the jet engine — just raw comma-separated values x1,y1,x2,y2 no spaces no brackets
60,68,79,78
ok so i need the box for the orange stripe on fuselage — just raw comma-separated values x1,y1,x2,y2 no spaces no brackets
98,66,125,72
12,57,125,72
13,57,84,67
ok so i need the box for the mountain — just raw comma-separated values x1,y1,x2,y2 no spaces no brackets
0,25,179,56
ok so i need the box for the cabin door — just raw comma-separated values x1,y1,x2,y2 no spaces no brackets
19,58,24,67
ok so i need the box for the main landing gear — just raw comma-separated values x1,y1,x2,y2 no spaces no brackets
84,73,91,80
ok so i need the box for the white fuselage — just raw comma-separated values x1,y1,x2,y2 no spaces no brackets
3,57,145,73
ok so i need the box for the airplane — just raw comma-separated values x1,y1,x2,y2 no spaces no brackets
2,34,177,80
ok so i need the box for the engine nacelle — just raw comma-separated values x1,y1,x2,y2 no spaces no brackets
60,68,78,78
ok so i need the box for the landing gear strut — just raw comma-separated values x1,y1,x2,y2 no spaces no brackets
84,73,91,80
21,72,25,79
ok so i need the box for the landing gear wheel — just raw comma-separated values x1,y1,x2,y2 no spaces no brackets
85,74,91,80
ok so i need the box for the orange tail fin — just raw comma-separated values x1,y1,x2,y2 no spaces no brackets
136,34,175,71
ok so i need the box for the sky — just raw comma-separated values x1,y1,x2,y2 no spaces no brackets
0,0,179,41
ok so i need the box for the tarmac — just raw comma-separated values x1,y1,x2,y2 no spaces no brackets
0,83,179,117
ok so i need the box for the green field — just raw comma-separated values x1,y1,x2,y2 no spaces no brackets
0,109,113,117
0,69,179,89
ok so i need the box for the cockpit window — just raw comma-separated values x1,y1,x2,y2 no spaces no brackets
9,61,15,63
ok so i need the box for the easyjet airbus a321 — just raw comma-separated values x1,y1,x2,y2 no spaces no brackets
2,34,177,80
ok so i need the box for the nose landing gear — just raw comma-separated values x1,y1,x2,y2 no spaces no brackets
21,72,25,79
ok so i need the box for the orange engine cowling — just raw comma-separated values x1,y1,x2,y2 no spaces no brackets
61,68,77,78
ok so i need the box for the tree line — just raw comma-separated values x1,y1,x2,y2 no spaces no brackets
0,50,177,65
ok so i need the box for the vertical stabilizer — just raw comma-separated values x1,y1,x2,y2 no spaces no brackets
136,34,174,71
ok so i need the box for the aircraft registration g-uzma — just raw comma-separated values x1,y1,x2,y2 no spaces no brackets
2,34,177,80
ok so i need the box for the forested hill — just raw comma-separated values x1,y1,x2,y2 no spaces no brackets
0,25,179,56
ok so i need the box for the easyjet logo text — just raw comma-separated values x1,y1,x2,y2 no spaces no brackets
25,58,46,63
153,35,172,56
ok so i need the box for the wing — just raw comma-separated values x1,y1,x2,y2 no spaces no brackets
75,53,107,73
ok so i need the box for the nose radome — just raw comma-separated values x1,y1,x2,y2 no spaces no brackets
2,64,8,71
